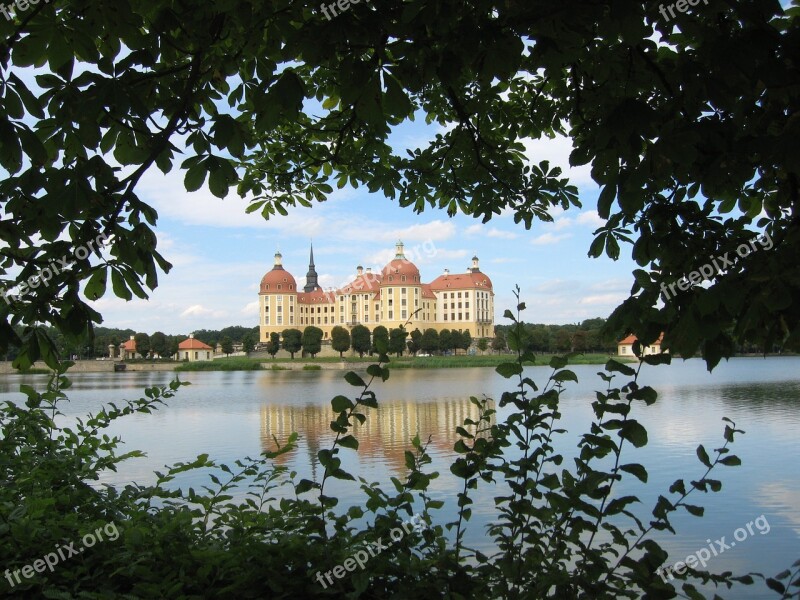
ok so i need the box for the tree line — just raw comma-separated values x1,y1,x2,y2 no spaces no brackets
491,318,621,355
263,325,477,359
2,326,261,361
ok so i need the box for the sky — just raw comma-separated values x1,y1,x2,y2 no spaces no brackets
88,128,640,335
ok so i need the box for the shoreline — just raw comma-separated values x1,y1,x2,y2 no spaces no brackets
2,353,796,375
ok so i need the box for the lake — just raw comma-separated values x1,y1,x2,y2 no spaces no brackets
1,357,798,599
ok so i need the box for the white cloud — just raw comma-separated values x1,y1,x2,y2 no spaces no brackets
487,228,518,240
577,211,605,228
435,249,470,260
463,223,517,239
180,304,227,318
545,211,604,232
381,220,456,242
578,293,628,306
522,134,596,188
588,278,630,293
552,217,574,231
531,232,572,246
464,224,483,235
241,301,259,315
139,168,330,233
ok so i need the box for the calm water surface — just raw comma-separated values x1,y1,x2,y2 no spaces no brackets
2,357,798,599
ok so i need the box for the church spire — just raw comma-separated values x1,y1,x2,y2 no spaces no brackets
304,243,319,292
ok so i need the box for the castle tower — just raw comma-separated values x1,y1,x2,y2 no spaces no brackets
304,244,319,292
470,255,480,273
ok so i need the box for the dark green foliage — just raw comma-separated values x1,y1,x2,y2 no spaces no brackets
439,329,452,354
388,327,408,357
491,330,507,353
302,326,324,358
450,330,464,354
371,326,389,355
241,333,255,355
1,0,799,595
408,329,422,355
331,326,350,358
150,331,168,358
351,325,371,357
420,328,440,354
219,336,234,356
134,333,150,359
477,337,489,353
281,329,302,359
461,330,472,352
266,332,281,358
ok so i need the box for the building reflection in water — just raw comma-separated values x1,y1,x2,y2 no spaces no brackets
259,396,495,476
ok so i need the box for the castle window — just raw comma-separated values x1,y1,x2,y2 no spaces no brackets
277,284,282,291
402,276,406,282
290,285,293,290
388,311,393,320
277,316,283,325
389,276,393,282
466,313,470,320
444,314,448,320
401,310,407,319
264,284,269,290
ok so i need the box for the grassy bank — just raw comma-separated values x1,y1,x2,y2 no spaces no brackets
175,357,263,371
387,353,628,369
173,353,631,372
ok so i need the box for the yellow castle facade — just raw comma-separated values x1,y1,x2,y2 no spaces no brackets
258,241,494,343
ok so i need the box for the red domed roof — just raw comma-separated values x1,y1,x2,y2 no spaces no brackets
260,267,296,293
381,258,421,282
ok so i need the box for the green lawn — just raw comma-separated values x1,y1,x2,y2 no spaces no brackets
174,353,631,372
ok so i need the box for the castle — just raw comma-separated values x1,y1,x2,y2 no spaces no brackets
258,241,494,343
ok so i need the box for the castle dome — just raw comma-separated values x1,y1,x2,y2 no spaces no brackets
380,240,421,283
260,252,297,292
